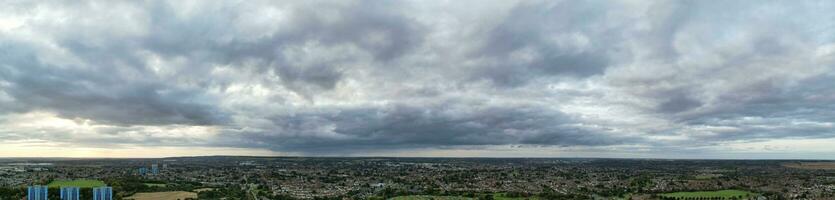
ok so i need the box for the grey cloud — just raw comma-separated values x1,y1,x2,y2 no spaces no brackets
0,40,226,126
680,75,835,139
218,102,636,154
141,0,425,93
1,0,426,124
0,0,834,157
686,117,835,143
469,1,614,87
657,95,703,114
605,1,835,145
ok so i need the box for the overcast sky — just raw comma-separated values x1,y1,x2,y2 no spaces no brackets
1,0,834,158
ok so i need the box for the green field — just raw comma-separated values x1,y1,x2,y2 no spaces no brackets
390,196,473,200
47,179,106,188
493,193,539,200
391,193,537,200
594,195,632,200
660,190,756,199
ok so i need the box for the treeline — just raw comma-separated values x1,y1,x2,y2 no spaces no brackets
0,187,24,200
197,187,247,199
0,187,94,200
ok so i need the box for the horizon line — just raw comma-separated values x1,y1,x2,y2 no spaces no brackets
1,155,833,161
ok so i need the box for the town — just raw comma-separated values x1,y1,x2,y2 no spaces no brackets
1,157,834,200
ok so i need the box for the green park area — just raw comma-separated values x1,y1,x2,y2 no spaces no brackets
660,190,756,199
390,193,538,200
493,193,539,200
390,196,473,200
47,179,106,188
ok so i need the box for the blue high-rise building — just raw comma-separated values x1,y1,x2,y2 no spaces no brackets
27,185,48,200
139,167,147,176
60,187,80,200
92,186,113,200
151,164,159,175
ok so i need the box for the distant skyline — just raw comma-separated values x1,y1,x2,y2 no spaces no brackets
1,0,834,159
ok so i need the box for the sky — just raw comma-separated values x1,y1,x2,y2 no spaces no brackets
0,0,834,159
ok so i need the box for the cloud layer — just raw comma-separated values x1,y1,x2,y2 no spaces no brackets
1,0,834,157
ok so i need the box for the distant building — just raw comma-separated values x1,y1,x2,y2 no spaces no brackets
151,164,159,175
60,187,80,200
139,167,147,175
239,161,255,166
92,186,113,200
0,166,25,173
27,185,48,200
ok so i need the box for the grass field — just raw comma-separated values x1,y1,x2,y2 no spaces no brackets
47,179,106,188
124,191,197,200
391,193,537,200
390,195,473,200
593,194,633,200
493,193,539,200
660,190,756,199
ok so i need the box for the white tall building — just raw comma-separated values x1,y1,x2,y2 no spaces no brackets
93,186,112,200
27,185,47,200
